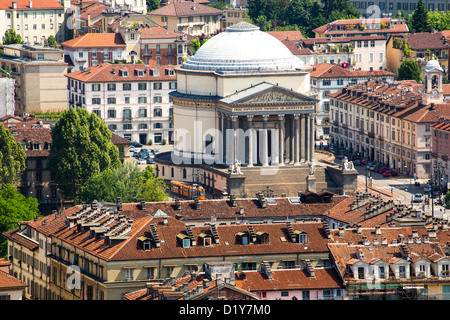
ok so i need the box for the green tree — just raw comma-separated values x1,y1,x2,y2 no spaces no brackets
208,0,227,10
191,38,209,54
146,0,160,12
46,35,57,48
254,15,273,31
397,59,423,82
411,0,429,33
0,124,26,185
0,184,39,258
2,29,24,45
137,166,169,202
80,163,168,203
47,107,120,201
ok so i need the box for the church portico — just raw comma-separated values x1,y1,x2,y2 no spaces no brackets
155,22,352,197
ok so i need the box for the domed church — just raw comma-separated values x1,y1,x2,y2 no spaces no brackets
155,22,350,197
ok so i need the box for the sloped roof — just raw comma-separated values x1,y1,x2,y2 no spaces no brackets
0,0,63,9
61,33,126,49
148,1,223,17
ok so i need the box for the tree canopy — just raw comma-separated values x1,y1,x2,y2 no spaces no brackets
247,0,360,37
146,0,160,12
411,0,429,33
397,59,423,82
80,163,168,204
47,107,120,201
0,123,26,185
2,29,24,45
0,184,39,258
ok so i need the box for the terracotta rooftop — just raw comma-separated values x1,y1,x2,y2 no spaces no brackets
65,63,177,82
310,63,395,79
78,2,110,21
61,33,126,49
0,0,63,9
0,270,27,291
139,26,180,39
148,1,223,17
402,32,450,50
267,30,303,41
313,18,408,35
234,267,343,292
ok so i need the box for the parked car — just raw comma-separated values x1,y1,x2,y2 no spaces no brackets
129,146,136,153
353,159,362,166
389,170,398,176
382,170,391,177
132,141,143,148
146,158,155,164
414,193,424,202
137,158,147,165
133,152,140,158
368,164,377,171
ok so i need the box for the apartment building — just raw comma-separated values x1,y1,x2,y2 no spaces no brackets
0,0,70,44
310,63,394,147
351,0,450,16
117,25,188,66
313,18,408,39
61,33,127,72
220,6,247,31
328,223,450,300
431,116,450,188
65,63,177,145
386,31,450,77
148,0,223,37
0,44,68,115
328,60,450,178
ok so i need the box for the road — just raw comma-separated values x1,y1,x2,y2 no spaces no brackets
353,164,449,219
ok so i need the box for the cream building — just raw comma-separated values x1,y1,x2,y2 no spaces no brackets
0,0,71,44
0,44,68,115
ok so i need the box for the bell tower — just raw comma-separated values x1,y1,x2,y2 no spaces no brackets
422,56,444,105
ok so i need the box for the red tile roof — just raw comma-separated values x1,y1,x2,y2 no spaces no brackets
234,268,343,292
139,26,180,39
267,30,303,41
403,32,450,50
148,1,223,17
61,33,126,49
0,270,27,290
65,63,177,82
0,0,63,9
313,18,408,36
310,63,394,79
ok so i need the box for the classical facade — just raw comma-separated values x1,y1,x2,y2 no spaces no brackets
155,22,334,197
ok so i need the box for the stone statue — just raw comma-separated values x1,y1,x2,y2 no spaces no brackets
234,160,241,174
342,157,354,171
308,161,316,176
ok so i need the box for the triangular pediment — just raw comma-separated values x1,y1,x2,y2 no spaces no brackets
220,82,318,106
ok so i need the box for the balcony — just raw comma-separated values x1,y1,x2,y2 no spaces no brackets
368,131,375,138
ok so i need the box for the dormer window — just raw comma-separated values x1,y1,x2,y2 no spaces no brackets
121,70,128,77
153,69,160,76
33,142,40,150
168,69,175,76
297,232,307,244
137,70,144,77
177,233,191,248
198,233,212,246
236,232,250,245
138,236,152,250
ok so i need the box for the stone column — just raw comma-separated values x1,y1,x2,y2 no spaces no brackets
305,114,310,162
289,115,295,164
262,115,269,167
231,115,237,164
247,115,254,167
222,114,227,164
301,114,306,162
278,115,285,166
309,114,315,162
294,114,300,166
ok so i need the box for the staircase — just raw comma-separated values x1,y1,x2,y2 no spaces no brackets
240,163,332,197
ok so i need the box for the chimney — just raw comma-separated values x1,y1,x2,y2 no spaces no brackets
28,0,32,8
203,278,210,288
12,1,17,8
117,197,123,211
194,196,200,210
175,198,181,210
140,199,146,210
338,226,345,237
238,206,244,215
356,223,362,235
375,225,381,235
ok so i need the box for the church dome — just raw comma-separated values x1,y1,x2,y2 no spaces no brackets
425,57,443,72
181,22,304,72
